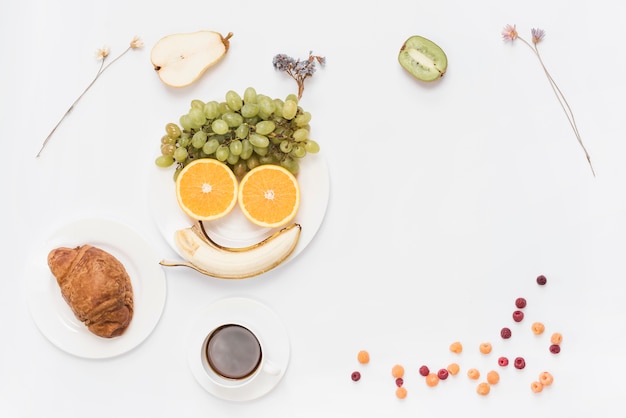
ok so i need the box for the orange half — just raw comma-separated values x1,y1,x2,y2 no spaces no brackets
175,159,238,221
238,164,300,228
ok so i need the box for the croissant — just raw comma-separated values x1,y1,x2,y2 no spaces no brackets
47,245,134,338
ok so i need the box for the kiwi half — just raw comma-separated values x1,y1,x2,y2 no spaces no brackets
398,35,447,82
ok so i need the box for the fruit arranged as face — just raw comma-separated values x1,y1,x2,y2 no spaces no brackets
398,35,448,82
151,31,233,88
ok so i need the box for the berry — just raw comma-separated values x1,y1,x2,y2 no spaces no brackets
395,377,404,387
357,350,370,364
418,365,430,377
500,327,512,339
437,368,449,380
515,297,527,308
549,344,561,354
498,356,509,367
514,357,526,369
512,310,524,322
537,275,547,285
351,371,361,381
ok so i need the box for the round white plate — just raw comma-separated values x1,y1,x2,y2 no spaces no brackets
186,297,290,401
149,153,329,274
25,218,167,359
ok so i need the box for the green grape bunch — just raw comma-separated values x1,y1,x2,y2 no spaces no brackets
154,87,320,179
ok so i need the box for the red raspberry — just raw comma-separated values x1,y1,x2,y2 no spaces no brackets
395,377,404,387
515,298,527,308
536,275,547,285
500,327,512,339
419,365,430,377
351,371,361,381
513,357,526,369
512,310,524,322
437,368,449,380
549,344,561,354
498,356,509,367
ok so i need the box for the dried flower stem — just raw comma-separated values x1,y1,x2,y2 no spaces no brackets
273,52,326,100
36,37,143,158
517,36,595,176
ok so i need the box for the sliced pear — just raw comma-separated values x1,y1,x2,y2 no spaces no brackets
151,30,233,88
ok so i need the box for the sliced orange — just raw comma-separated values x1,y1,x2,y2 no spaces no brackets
238,164,300,228
175,159,238,221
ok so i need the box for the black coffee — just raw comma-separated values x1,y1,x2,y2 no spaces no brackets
206,324,262,380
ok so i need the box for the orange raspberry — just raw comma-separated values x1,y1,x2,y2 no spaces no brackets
447,363,460,375
425,372,439,387
395,386,407,399
531,322,545,335
467,368,480,380
479,342,492,354
531,381,544,393
539,371,554,386
391,364,404,378
476,382,490,395
551,332,563,345
449,341,463,354
357,350,370,364
487,370,500,385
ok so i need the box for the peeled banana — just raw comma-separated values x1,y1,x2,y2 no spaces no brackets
160,221,301,279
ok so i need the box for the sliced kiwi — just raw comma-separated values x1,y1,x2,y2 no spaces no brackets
398,35,447,82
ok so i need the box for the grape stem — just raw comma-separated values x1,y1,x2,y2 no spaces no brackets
36,44,137,158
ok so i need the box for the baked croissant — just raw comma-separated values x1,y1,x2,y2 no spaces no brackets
47,245,134,338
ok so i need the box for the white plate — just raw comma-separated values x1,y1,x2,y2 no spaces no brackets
149,153,329,273
25,218,167,359
186,297,290,401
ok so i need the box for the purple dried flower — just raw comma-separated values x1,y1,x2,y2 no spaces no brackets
531,28,546,44
272,51,325,99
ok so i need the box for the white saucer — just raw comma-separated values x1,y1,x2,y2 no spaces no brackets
24,218,167,359
186,297,290,401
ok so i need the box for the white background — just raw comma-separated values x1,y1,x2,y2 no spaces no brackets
2,0,626,417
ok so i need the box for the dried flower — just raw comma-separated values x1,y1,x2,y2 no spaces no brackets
273,51,325,100
502,25,594,176
37,36,144,157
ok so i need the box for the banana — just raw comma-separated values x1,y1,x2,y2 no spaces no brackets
160,221,301,279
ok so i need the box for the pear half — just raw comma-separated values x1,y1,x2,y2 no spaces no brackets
151,31,233,88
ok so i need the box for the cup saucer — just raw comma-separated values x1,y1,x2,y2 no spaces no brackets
185,297,290,401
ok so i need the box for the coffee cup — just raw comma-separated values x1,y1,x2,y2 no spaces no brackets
201,323,280,388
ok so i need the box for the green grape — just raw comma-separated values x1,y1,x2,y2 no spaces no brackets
233,160,248,177
191,131,208,148
161,135,176,145
293,128,309,142
280,157,299,174
272,99,284,117
255,120,276,136
222,112,244,128
291,143,306,158
204,101,221,119
249,133,270,148
270,136,282,145
240,139,253,159
218,102,230,114
258,96,276,115
279,140,293,153
155,155,174,168
203,138,220,154
225,90,243,111
282,99,298,120
191,99,205,110
227,152,239,165
212,119,229,135
259,154,276,165
253,145,269,156
178,133,191,148
229,139,243,156
294,112,311,127
161,143,175,156
241,103,259,118
189,107,206,127
235,124,249,139
243,87,257,104
165,123,182,138
285,93,298,104
304,139,320,153
179,114,193,131
173,147,189,162
215,144,230,161
246,155,260,171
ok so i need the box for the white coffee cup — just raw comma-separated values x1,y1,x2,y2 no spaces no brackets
201,323,280,388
